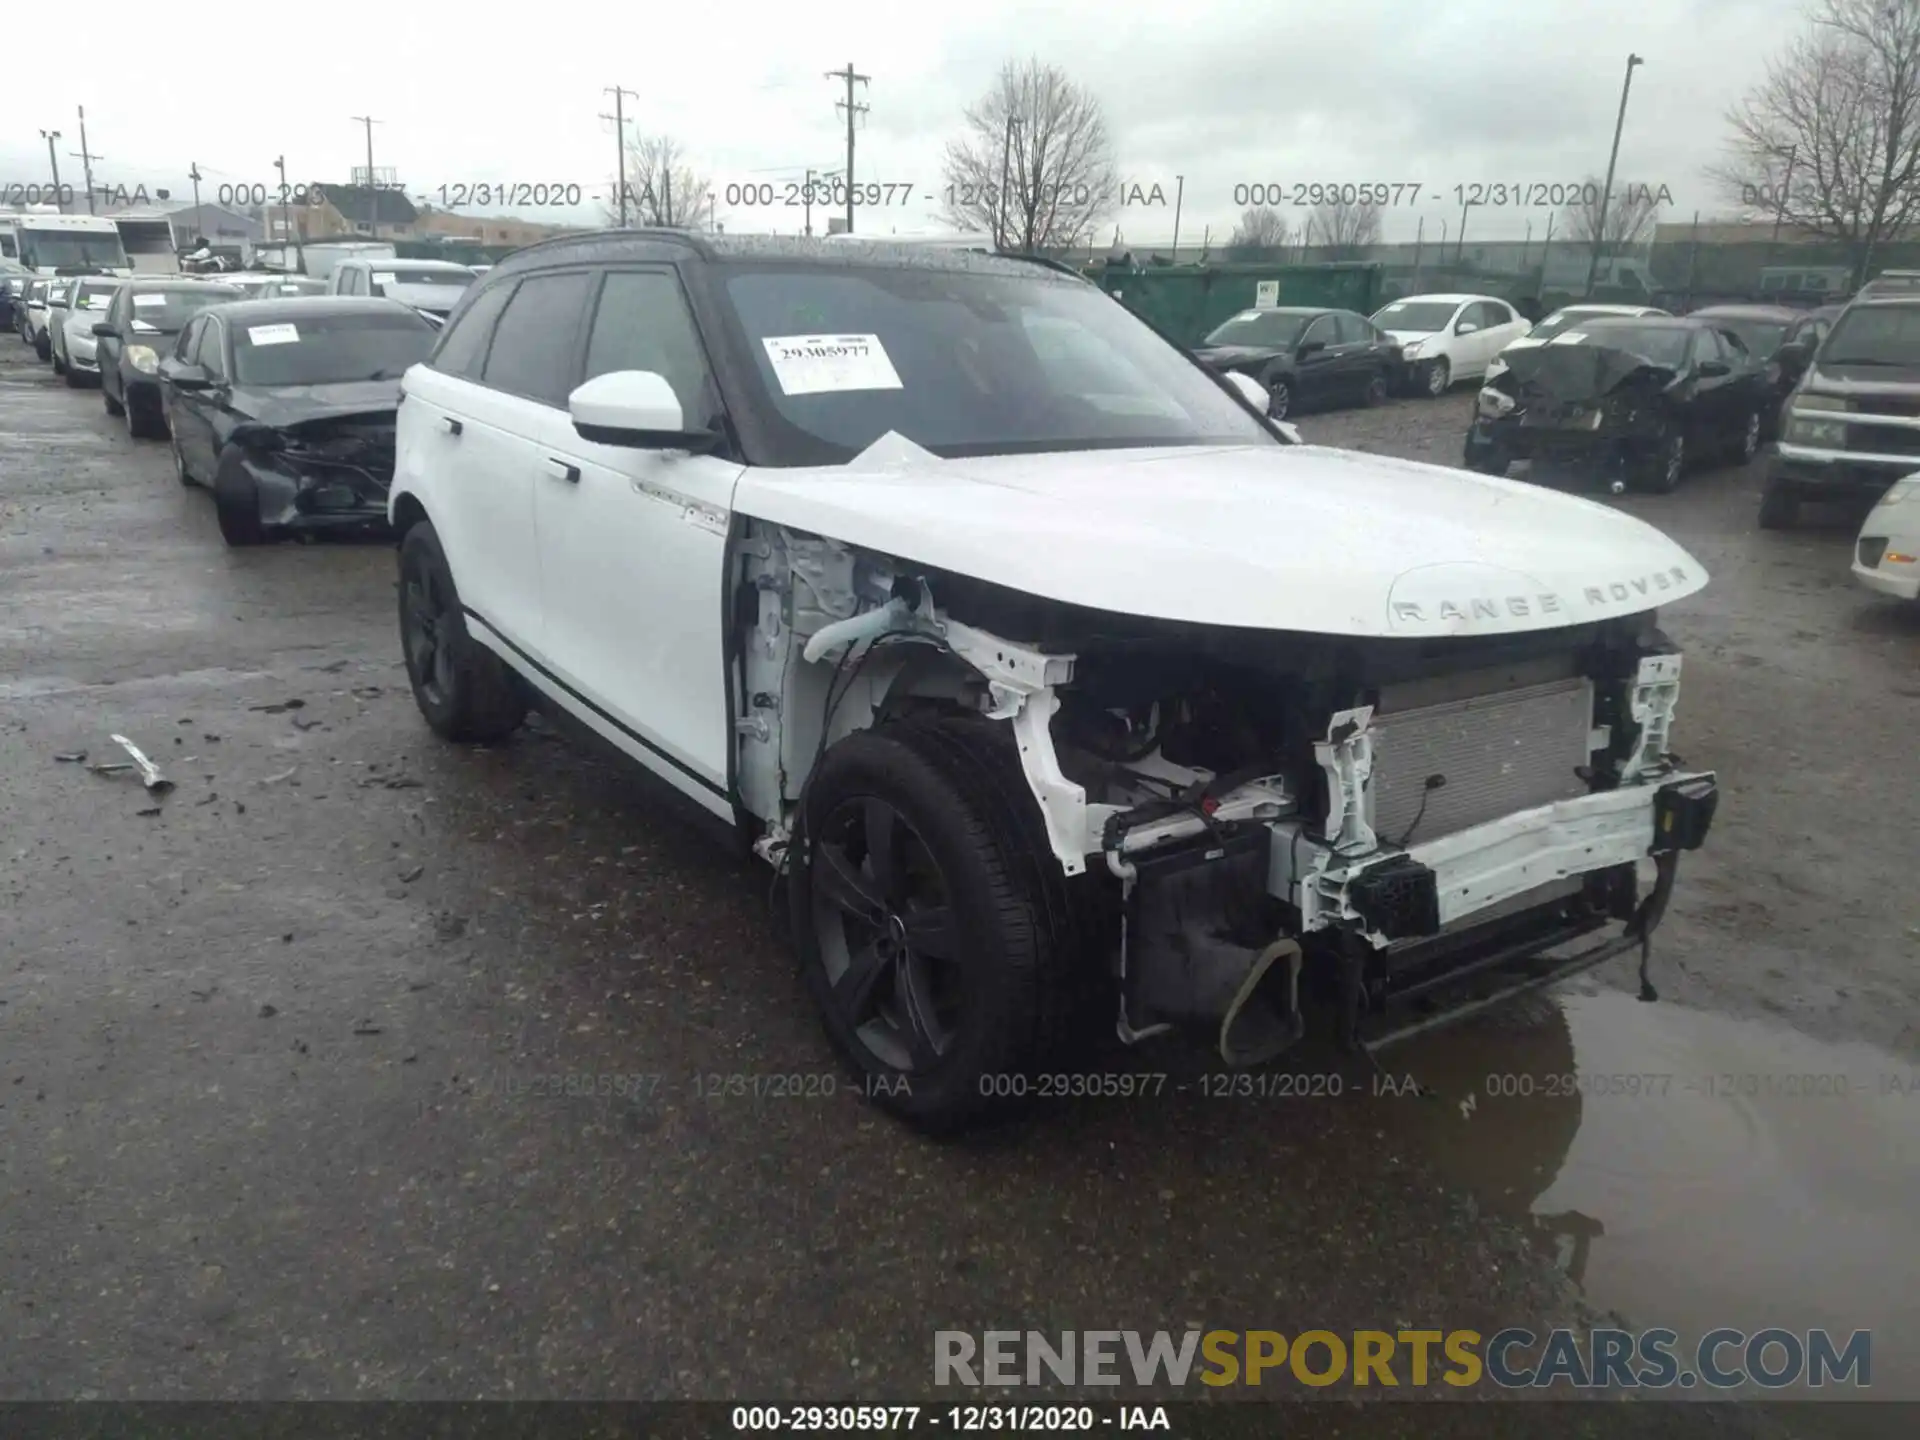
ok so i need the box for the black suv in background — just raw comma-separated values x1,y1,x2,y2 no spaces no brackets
1763,295,1920,528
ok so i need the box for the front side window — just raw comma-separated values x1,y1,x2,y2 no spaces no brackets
583,270,717,421
1300,315,1336,349
429,280,513,381
716,261,1276,466
175,317,203,362
233,310,436,386
479,271,593,406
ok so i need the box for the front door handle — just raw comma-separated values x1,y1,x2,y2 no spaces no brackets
442,415,463,436
543,457,581,484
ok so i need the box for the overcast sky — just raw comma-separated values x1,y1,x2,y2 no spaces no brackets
2,0,1811,246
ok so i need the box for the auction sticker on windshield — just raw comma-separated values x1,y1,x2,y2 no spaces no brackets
248,324,300,346
1551,332,1589,345
132,294,168,308
762,334,903,396
373,273,396,286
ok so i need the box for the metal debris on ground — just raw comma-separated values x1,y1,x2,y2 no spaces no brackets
109,735,174,793
54,751,86,763
249,699,306,714
259,768,298,786
399,864,425,883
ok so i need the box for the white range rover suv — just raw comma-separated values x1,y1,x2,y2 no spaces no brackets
389,232,1721,1131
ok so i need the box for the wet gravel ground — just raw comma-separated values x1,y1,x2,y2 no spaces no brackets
1,343,1915,1433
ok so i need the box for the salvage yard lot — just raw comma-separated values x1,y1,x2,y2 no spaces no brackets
1,338,1916,1422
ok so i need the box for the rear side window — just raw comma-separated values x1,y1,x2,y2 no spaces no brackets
480,271,592,406
430,280,513,381
582,270,716,421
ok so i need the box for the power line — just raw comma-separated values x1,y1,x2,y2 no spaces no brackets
601,87,637,226
826,63,869,234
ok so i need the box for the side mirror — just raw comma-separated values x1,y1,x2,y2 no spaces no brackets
162,360,212,390
92,322,116,338
1697,359,1731,377
1296,339,1326,358
569,370,717,451
1222,370,1268,411
229,421,285,450
1455,320,1480,335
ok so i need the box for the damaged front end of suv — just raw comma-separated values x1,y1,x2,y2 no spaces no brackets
734,479,1719,1096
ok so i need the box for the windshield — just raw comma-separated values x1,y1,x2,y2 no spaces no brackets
1202,310,1314,348
718,263,1275,464
1528,308,1626,340
373,268,474,292
28,280,49,303
47,283,72,305
1576,324,1691,367
117,221,175,256
73,280,121,309
1706,319,1789,356
22,229,130,270
125,287,241,333
233,310,437,385
256,279,327,297
1819,305,1920,366
1372,300,1460,333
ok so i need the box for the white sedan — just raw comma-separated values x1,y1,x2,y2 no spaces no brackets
1370,293,1532,397
1852,476,1920,601
1485,303,1671,382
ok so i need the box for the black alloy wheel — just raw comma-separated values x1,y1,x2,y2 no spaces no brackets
809,794,963,1076
402,545,458,714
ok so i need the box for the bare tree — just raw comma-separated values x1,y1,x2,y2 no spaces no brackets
1302,198,1380,257
1710,0,1920,284
603,135,711,229
1560,172,1667,248
940,59,1116,251
1227,205,1291,250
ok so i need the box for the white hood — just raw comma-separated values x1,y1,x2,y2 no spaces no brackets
732,439,1707,639
1383,329,1438,348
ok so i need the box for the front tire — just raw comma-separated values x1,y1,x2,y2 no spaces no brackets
398,520,528,744
51,348,66,376
1423,356,1452,397
64,364,86,389
1464,438,1510,476
1635,427,1685,494
790,720,1087,1133
1732,409,1762,465
126,388,166,440
1362,370,1389,407
35,335,51,362
1265,376,1292,420
103,381,125,418
213,450,269,546
172,431,195,486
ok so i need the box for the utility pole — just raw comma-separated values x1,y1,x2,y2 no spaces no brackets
1171,175,1185,260
72,108,100,213
1457,197,1472,265
351,116,382,238
1766,144,1799,269
601,87,637,226
40,130,64,212
996,115,1021,250
188,162,203,222
274,155,291,246
804,168,815,237
1584,53,1644,299
826,64,869,234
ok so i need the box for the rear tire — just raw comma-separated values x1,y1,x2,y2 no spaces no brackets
1362,371,1389,407
398,520,528,744
1423,356,1452,397
172,432,195,487
51,349,66,376
1758,478,1800,530
789,719,1090,1133
35,335,51,362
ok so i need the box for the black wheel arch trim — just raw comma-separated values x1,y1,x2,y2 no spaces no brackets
460,603,730,802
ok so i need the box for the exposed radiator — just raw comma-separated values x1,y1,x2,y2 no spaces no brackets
1369,676,1595,845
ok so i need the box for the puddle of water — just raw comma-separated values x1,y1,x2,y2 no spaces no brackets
1386,989,1920,1397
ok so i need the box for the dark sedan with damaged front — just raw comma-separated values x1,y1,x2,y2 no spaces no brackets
158,296,439,547
1464,316,1771,494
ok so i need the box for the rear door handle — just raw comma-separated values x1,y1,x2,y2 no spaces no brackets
543,457,581,484
442,415,462,436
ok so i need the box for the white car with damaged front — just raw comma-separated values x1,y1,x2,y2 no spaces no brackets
387,232,1722,1133
1371,293,1530,397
